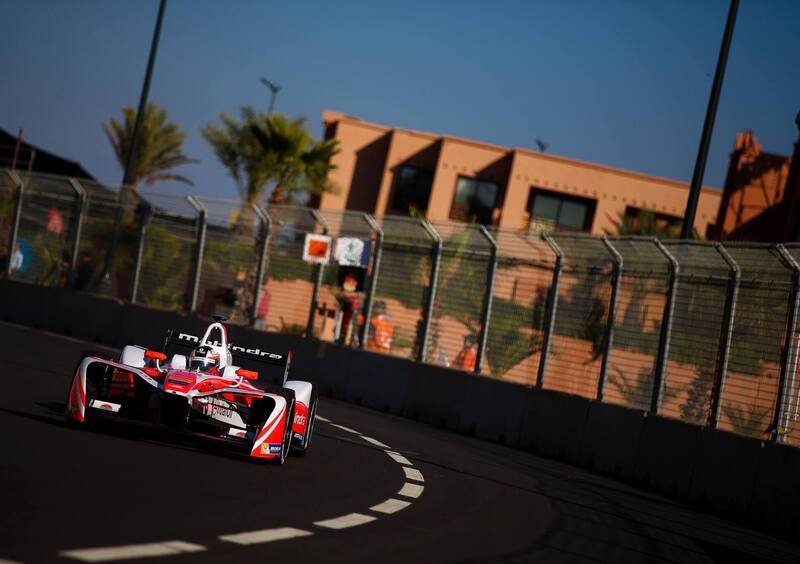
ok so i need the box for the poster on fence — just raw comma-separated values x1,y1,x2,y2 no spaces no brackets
302,234,332,265
334,237,371,267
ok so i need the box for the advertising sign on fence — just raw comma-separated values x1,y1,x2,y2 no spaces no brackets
334,237,370,267
302,234,332,265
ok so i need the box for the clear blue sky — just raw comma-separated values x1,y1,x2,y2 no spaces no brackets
1,0,798,200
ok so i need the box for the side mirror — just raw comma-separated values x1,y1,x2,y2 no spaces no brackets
145,350,167,362
236,368,258,381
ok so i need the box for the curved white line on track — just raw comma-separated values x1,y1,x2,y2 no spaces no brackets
370,498,411,514
403,467,425,482
398,482,425,499
314,513,377,529
218,527,312,545
59,416,425,559
60,541,205,562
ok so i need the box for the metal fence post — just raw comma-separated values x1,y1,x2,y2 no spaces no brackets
773,244,800,442
250,204,272,327
129,197,151,304
475,225,498,374
4,170,24,278
650,238,679,415
306,209,329,338
538,233,564,389
710,242,739,428
597,236,623,401
418,220,442,363
67,178,87,286
186,196,207,316
360,214,384,349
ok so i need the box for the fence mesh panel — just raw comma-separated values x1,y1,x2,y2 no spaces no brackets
424,221,491,369
720,244,791,440
312,210,375,345
10,173,79,286
487,229,555,384
780,244,800,446
257,205,317,336
194,198,261,326
658,242,732,426
73,180,133,298
136,193,197,313
603,238,670,411
370,216,433,360
0,171,17,262
543,235,613,399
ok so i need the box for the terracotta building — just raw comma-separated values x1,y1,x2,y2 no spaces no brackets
318,111,721,236
712,126,800,242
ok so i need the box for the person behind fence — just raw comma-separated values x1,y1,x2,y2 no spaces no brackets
454,334,478,372
73,252,94,290
10,243,23,274
368,300,394,353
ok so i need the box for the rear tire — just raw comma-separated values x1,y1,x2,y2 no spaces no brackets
294,388,318,457
278,397,295,465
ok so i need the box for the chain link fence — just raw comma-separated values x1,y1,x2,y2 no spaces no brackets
4,168,800,447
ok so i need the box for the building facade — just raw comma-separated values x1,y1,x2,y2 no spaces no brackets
318,111,721,236
712,128,800,242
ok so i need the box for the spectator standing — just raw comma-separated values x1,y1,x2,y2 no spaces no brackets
74,252,94,290
454,334,478,372
10,243,23,274
368,300,394,353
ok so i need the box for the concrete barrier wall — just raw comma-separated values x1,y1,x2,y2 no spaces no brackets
1,279,797,537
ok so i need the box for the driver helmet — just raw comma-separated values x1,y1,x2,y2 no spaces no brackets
189,345,220,372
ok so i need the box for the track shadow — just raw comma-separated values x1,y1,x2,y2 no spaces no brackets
0,402,285,467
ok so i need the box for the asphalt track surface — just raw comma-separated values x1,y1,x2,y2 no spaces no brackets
1,322,800,563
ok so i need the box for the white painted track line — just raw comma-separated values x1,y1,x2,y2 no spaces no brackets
60,541,205,562
315,415,331,422
314,513,377,530
370,497,411,514
403,466,425,482
329,423,360,434
219,527,312,545
385,450,412,465
398,482,425,499
361,435,390,448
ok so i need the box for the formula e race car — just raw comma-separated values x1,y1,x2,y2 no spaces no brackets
65,315,317,464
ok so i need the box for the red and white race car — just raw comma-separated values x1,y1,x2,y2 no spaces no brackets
65,315,317,464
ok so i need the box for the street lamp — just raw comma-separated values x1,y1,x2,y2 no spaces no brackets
260,77,282,115
102,0,168,286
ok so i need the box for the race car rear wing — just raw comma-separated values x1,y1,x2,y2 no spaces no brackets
163,329,291,385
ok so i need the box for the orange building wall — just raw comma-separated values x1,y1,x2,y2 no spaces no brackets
321,110,721,237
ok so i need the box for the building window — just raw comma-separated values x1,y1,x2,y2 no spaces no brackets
623,206,682,234
389,166,433,216
528,188,595,232
449,176,500,224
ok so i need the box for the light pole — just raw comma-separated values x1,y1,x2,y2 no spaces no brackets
680,0,739,240
102,0,167,284
260,77,281,115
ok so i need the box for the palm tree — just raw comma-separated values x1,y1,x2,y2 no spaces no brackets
202,107,339,205
104,103,197,188
201,107,273,204
249,113,339,204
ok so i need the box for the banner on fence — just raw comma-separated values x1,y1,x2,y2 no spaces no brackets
303,234,332,264
334,237,370,267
